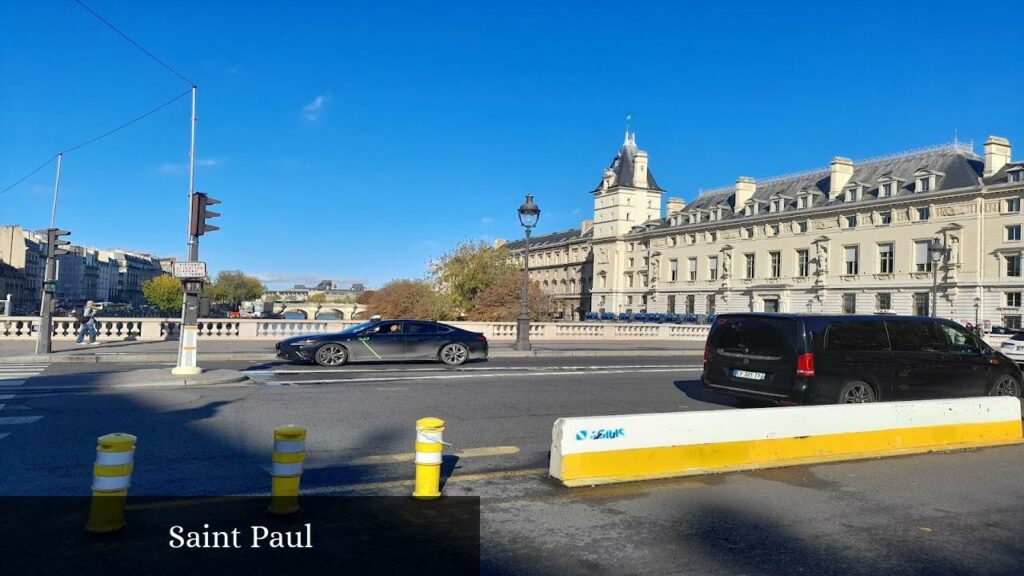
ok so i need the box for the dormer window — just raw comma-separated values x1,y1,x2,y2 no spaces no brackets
880,182,893,197
919,177,930,192
744,201,759,216
797,194,813,209
844,186,862,203
914,170,940,193
1009,168,1023,183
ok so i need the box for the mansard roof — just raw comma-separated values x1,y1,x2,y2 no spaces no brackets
983,161,1024,186
591,132,664,192
504,226,592,252
632,143,984,236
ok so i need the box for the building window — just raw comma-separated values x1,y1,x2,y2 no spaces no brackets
1007,225,1022,242
628,243,635,251
878,243,894,274
796,221,808,234
709,256,719,280
1007,255,1022,277
917,207,930,221
627,257,634,268
1005,315,1023,329
876,292,891,310
842,293,856,314
879,211,892,225
769,224,780,236
744,226,754,239
797,249,810,277
626,295,633,306
915,241,932,272
914,293,930,316
666,294,676,314
880,182,893,197
669,259,678,282
1011,171,1023,183
1007,292,1022,308
846,215,857,228
626,273,634,288
685,295,695,315
918,177,931,192
1006,198,1021,213
688,258,697,281
745,254,756,279
709,231,717,242
669,236,678,247
769,252,781,278
844,246,859,275
706,294,716,315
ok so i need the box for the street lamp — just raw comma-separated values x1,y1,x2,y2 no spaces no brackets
515,194,540,351
928,237,949,318
974,296,982,328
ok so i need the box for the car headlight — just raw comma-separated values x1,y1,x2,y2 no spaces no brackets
291,339,321,347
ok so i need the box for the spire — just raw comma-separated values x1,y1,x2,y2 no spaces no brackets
623,114,633,145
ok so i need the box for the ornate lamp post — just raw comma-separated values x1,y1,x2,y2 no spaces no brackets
515,194,540,351
928,237,949,318
974,296,982,329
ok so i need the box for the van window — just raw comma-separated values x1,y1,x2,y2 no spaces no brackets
936,323,979,353
825,321,889,351
710,317,799,357
885,321,944,352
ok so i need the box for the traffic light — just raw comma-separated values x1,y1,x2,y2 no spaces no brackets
189,192,220,236
46,228,71,258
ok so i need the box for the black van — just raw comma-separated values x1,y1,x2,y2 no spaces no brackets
701,314,1023,405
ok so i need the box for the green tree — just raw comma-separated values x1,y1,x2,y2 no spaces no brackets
205,270,266,309
467,271,552,321
431,240,514,314
141,275,183,315
307,293,327,304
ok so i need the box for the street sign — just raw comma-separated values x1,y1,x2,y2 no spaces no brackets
173,261,207,279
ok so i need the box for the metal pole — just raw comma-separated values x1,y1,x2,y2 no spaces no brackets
36,157,63,355
931,259,938,318
514,229,532,351
173,85,203,375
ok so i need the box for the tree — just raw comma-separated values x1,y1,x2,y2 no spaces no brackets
365,279,443,320
141,275,182,315
356,290,376,305
307,293,327,304
205,270,265,309
432,240,514,314
467,271,553,321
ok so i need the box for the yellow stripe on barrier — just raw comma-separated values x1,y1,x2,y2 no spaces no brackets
558,420,1023,486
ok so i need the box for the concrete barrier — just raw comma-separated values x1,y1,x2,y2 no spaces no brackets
549,398,1023,487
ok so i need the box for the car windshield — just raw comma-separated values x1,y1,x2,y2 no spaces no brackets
340,321,376,334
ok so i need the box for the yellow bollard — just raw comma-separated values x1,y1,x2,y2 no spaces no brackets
268,425,306,515
86,432,137,533
412,417,445,500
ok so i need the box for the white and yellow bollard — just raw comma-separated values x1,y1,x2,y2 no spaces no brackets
268,425,306,515
412,417,446,500
86,432,137,533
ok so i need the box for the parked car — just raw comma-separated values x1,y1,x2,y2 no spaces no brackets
276,319,488,367
1000,332,1024,364
701,313,1022,405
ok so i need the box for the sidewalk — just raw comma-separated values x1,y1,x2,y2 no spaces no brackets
0,339,702,364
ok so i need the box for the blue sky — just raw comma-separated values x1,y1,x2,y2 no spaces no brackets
2,1,1022,289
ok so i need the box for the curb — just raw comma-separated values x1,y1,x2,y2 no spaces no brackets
10,369,252,392
0,349,701,365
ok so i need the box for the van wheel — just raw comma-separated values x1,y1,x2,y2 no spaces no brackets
988,375,1021,397
838,381,876,404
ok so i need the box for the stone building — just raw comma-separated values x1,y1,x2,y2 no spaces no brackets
506,132,1024,328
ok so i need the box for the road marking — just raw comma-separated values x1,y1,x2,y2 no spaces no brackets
305,467,549,493
348,445,520,466
274,367,688,385
0,416,43,425
246,364,701,376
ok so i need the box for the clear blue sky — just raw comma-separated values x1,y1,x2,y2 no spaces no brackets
2,1,1022,289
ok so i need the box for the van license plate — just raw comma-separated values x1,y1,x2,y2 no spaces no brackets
733,369,766,380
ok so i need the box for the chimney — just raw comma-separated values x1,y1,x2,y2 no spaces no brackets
984,136,1011,176
666,197,686,216
493,239,507,248
733,177,756,212
632,150,649,188
829,156,854,200
580,220,593,235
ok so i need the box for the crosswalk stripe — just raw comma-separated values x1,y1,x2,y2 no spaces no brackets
0,416,43,425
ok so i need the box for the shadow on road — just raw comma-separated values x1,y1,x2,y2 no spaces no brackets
673,379,739,407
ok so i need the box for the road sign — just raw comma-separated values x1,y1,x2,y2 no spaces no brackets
173,261,207,279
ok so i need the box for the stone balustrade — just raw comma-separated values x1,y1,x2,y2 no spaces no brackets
0,317,712,342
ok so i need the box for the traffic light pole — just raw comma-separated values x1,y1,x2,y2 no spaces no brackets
173,85,203,376
35,154,63,355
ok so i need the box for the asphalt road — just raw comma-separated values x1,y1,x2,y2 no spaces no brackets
2,357,1023,574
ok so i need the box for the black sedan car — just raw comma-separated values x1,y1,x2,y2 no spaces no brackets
276,319,488,367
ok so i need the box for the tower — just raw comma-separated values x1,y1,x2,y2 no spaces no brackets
590,131,664,239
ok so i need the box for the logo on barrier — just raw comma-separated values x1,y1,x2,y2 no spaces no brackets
575,428,625,441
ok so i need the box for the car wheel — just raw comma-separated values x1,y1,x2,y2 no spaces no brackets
988,375,1021,397
439,343,469,366
314,343,348,367
838,381,877,404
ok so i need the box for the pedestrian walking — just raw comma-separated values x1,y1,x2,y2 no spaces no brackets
75,300,103,345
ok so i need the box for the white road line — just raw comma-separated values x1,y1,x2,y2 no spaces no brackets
0,416,43,425
272,367,688,386
248,364,701,376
